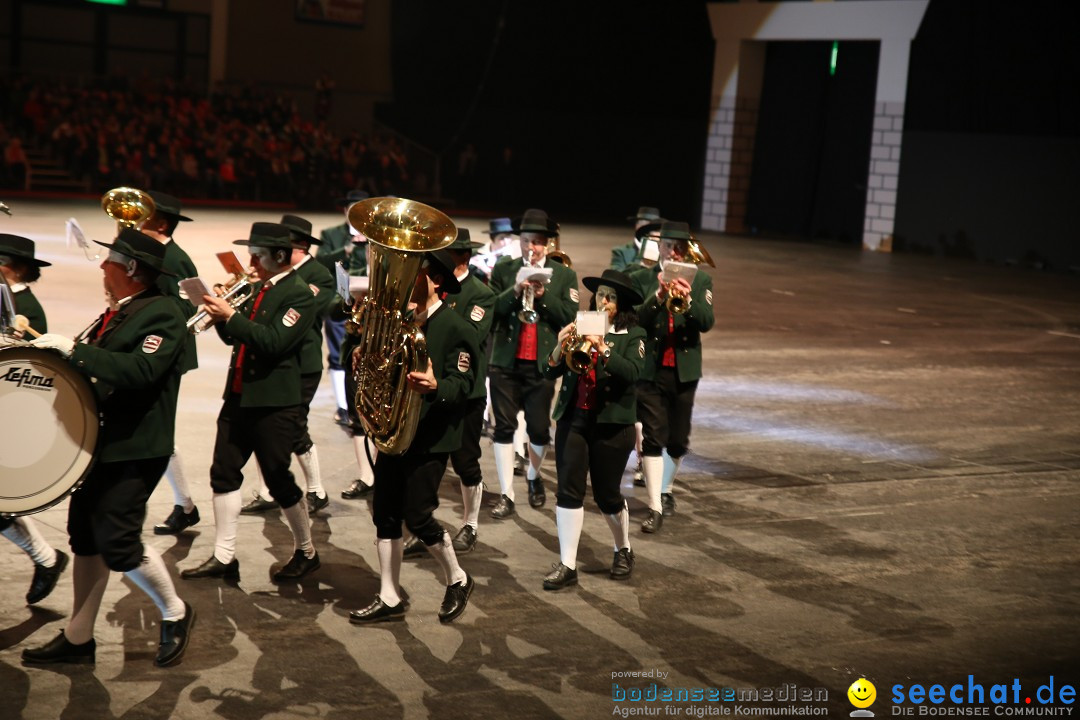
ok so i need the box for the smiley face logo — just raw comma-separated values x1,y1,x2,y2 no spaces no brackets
848,678,877,709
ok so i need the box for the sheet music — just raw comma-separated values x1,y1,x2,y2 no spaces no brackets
515,266,553,286
178,278,213,307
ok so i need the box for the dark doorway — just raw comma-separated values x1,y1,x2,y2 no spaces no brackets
746,40,880,245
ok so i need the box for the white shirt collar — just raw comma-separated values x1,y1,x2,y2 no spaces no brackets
414,298,443,324
609,327,628,335
294,254,311,269
454,267,469,281
10,282,27,292
266,268,293,287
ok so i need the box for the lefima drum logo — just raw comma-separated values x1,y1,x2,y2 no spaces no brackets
0,366,56,391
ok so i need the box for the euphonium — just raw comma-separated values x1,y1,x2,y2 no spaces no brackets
102,187,155,233
347,197,456,455
186,273,256,334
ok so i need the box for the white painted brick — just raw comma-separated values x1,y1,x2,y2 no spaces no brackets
892,116,904,131
715,175,729,190
872,131,882,145
704,189,722,202
885,102,904,116
701,215,722,231
882,131,902,146
883,175,898,190
866,203,880,218
706,162,723,176
707,135,725,150
875,102,884,114
890,146,902,161
874,160,899,175
874,116,892,131
863,231,881,249
870,145,890,160
868,174,883,189
871,218,893,233
873,189,897,205
880,204,895,220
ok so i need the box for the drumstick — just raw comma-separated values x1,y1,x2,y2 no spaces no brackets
14,315,42,339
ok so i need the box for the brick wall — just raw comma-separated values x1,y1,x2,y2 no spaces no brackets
863,101,904,250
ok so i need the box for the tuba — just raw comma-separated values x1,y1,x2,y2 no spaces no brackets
347,197,456,455
102,187,155,233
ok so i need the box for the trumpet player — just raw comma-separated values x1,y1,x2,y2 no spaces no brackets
632,221,715,533
488,209,580,518
542,270,646,589
181,223,321,583
136,191,204,537
610,206,662,272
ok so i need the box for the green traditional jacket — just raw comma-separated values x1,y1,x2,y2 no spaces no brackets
444,271,495,401
158,238,199,373
13,286,47,334
294,255,337,375
633,264,715,383
544,326,647,425
409,302,480,454
488,257,579,370
70,288,186,462
609,242,639,272
316,222,351,274
214,270,316,407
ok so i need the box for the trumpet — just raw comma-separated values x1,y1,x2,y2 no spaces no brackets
517,249,539,325
186,273,255,334
665,283,691,315
561,325,596,374
664,237,714,315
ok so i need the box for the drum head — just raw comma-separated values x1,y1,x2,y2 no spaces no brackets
0,346,99,516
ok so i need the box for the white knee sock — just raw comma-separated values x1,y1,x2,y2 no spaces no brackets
254,462,273,502
604,502,631,552
661,451,682,494
634,421,643,456
330,368,347,410
124,545,185,621
425,531,467,586
281,498,315,558
461,481,483,529
296,446,325,498
493,442,516,501
527,442,548,481
2,517,57,567
212,490,242,564
66,554,111,645
165,452,195,512
513,410,527,453
556,506,584,570
642,455,664,512
376,538,403,606
353,436,375,486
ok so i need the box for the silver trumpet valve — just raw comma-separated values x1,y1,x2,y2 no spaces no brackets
187,274,254,334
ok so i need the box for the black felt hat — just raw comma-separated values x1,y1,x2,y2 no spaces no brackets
280,214,321,246
486,217,513,235
94,228,174,275
511,209,559,238
582,268,643,307
233,222,305,251
0,234,51,267
426,249,462,295
336,189,371,207
657,221,693,243
626,206,662,223
146,190,193,222
447,228,483,251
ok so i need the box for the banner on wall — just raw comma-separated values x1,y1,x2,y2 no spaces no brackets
296,0,365,27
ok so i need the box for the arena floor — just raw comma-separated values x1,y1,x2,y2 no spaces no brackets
1,198,1079,719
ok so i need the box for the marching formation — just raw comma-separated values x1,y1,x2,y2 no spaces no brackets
0,191,714,669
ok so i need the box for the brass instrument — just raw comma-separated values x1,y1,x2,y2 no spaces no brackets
664,235,714,315
517,249,539,325
186,273,255,334
102,187,155,233
546,235,572,268
561,326,596,374
347,197,456,455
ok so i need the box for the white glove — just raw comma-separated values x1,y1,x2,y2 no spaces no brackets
31,333,76,358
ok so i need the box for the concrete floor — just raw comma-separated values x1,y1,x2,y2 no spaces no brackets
1,199,1078,719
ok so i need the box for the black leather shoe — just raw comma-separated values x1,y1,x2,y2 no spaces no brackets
22,631,95,665
334,407,350,426
341,479,374,500
543,563,578,591
155,601,195,667
611,548,635,580
154,505,200,535
513,454,526,476
27,550,69,604
452,524,477,553
490,494,515,519
641,510,663,534
527,477,546,508
402,535,427,558
181,555,240,580
240,494,278,514
349,595,406,624
661,492,676,517
271,550,320,582
438,574,474,623
633,460,645,487
306,492,329,515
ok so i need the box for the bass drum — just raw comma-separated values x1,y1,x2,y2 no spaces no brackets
0,342,100,517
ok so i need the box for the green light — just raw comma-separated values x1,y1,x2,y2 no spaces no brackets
829,41,838,76
86,0,127,5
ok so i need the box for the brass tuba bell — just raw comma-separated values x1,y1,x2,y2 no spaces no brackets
347,197,456,455
102,187,156,233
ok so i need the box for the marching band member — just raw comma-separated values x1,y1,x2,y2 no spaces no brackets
25,228,194,667
487,209,580,518
541,269,646,589
631,221,714,533
181,223,320,583
610,206,662,271
349,250,479,624
240,215,337,515
136,191,204,537
468,216,516,283
0,235,69,605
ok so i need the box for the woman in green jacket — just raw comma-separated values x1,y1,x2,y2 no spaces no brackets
541,269,646,590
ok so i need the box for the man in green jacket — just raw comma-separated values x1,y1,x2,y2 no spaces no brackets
487,209,580,517
610,206,662,272
181,223,321,584
349,250,479,625
138,190,204,537
25,228,194,668
632,221,715,533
